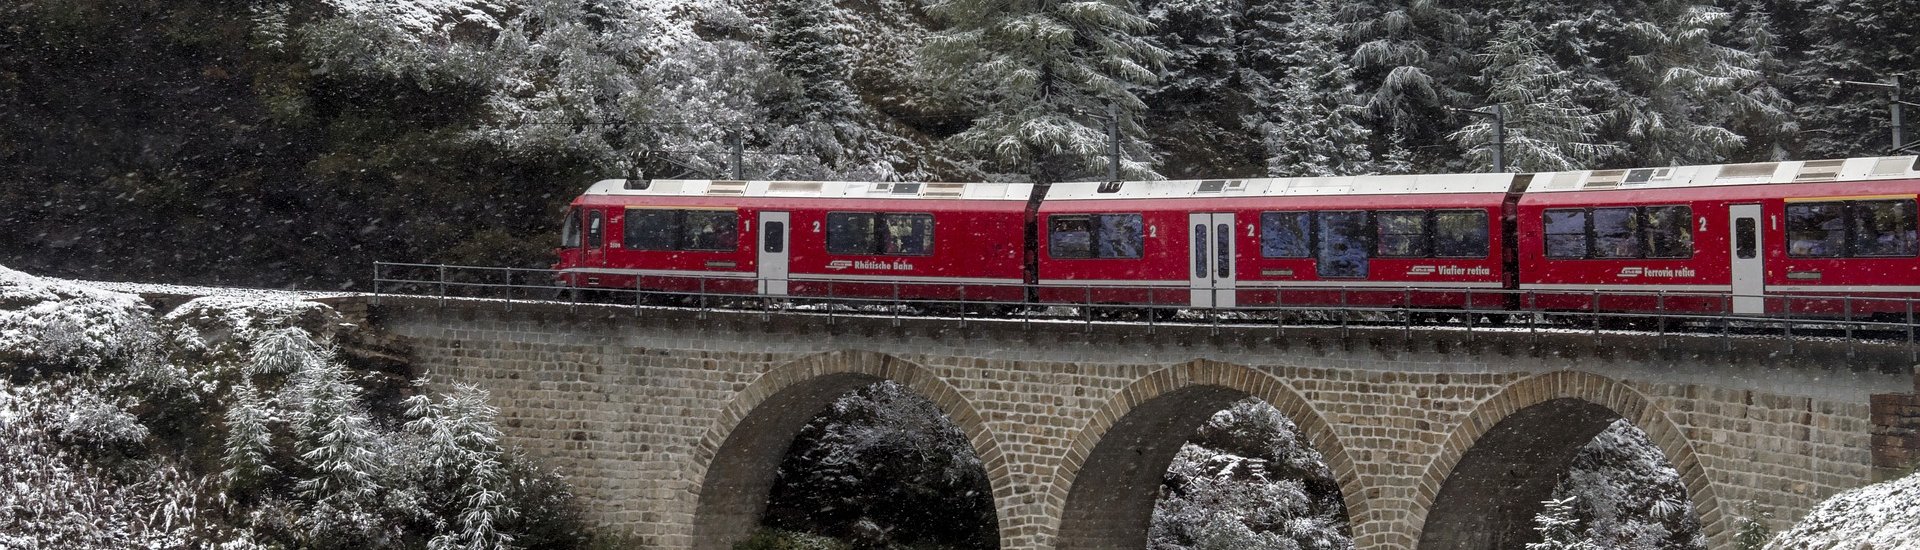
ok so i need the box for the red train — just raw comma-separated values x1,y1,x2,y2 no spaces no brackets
553,156,1920,318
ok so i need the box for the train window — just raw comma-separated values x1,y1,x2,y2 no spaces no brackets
828,212,934,255
826,212,878,254
1316,211,1370,278
1543,209,1589,259
764,222,784,253
561,208,582,248
1643,206,1694,259
1375,210,1430,258
1590,207,1641,258
1432,210,1489,258
1260,212,1312,258
1049,214,1143,259
880,213,934,255
1049,216,1094,258
1849,200,1918,257
682,210,738,251
1787,203,1846,258
625,209,680,251
1736,218,1757,259
1098,214,1145,258
586,210,605,248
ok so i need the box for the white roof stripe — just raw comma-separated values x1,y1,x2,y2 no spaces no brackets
584,179,1036,201
1043,173,1519,200
1524,156,1920,193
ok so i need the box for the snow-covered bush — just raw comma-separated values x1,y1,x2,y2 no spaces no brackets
763,381,997,549
1549,419,1705,549
0,266,591,549
1150,398,1351,550
0,266,155,371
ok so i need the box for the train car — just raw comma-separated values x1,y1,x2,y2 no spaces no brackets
554,178,1032,302
1036,173,1519,309
1518,156,1920,317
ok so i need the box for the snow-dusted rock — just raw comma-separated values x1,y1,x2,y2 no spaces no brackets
1766,471,1920,550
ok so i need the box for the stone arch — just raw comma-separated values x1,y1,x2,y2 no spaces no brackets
1048,359,1364,550
1411,370,1722,549
686,350,1007,550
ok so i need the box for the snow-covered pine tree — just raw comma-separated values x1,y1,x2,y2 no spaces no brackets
1721,0,1795,161
1603,0,1763,165
766,0,862,126
923,0,1169,182
1785,0,1918,159
405,384,514,550
290,354,393,545
223,382,279,493
1253,0,1375,177
1344,0,1473,170
1528,496,1598,550
1451,20,1611,172
1140,0,1264,178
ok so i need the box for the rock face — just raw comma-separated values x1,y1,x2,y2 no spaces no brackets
1765,470,1920,550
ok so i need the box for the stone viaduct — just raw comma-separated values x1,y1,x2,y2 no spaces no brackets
334,296,1920,550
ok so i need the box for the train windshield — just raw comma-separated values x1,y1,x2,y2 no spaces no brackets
561,208,582,248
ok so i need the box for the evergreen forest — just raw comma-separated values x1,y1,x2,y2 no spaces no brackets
2,0,1914,288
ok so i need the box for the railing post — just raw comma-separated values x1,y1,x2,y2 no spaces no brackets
1656,291,1667,345
1403,286,1413,340
371,263,381,306
1464,288,1475,343
438,264,447,307
893,282,902,327
1844,296,1856,359
1085,284,1094,329
958,285,968,329
1590,290,1600,345
1720,294,1730,353
636,276,643,315
1146,285,1155,334
1908,298,1916,362
1527,290,1538,348
1340,288,1350,340
699,277,708,320
1275,289,1285,340
828,280,836,326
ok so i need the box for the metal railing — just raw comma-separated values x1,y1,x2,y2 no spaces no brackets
371,262,1920,357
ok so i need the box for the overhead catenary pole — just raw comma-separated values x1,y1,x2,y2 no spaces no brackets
1107,102,1121,181
1831,76,1920,153
730,129,744,180
1450,105,1506,173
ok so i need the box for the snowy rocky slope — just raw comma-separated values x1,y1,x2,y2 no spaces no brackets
1766,471,1920,549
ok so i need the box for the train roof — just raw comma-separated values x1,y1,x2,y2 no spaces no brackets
1523,155,1920,193
583,179,1034,201
1043,172,1520,200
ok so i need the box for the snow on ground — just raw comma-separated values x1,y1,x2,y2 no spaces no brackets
0,266,155,367
1766,471,1920,549
76,279,354,301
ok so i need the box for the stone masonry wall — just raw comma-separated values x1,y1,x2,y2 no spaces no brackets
356,297,1910,549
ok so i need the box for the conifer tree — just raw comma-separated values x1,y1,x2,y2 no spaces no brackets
222,382,278,493
1345,0,1472,168
1528,497,1598,550
1453,20,1611,172
1787,0,1918,158
1255,0,1375,177
406,385,514,550
1604,0,1763,165
923,0,1169,182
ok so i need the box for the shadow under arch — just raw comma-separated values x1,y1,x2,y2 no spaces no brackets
1411,370,1722,549
687,350,1007,550
1049,359,1363,550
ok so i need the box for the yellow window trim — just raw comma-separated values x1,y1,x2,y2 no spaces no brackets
1784,194,1917,203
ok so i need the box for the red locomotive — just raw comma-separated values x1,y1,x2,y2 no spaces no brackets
554,155,1920,318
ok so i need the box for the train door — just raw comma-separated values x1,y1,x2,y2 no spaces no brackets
758,211,790,295
1729,204,1764,314
583,209,607,267
1188,213,1237,307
